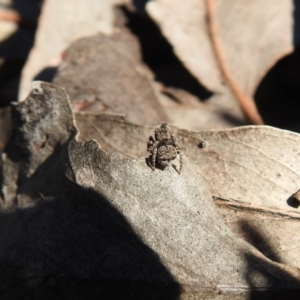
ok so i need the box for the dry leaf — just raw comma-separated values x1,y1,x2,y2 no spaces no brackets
54,28,168,125
19,0,130,100
75,111,300,269
1,82,300,299
76,112,300,211
146,0,296,124
157,86,247,130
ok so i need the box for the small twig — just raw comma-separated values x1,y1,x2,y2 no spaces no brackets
0,10,20,23
0,10,37,27
205,0,264,125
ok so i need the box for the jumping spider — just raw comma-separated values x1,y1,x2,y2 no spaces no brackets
147,123,183,174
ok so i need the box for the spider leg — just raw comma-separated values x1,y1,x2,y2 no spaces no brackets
151,147,157,170
149,136,155,143
150,164,155,171
147,136,154,151
171,134,178,147
149,140,159,171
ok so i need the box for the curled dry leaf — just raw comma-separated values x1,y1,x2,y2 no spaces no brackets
54,28,168,125
75,111,300,269
146,0,296,124
19,0,130,100
76,112,300,211
1,82,300,298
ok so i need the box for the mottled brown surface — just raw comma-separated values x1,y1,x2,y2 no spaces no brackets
75,110,300,270
1,82,300,299
147,0,296,124
54,29,168,125
19,0,130,100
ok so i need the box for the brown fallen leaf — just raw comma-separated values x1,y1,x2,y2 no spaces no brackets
121,6,247,130
76,112,300,211
19,0,130,100
1,82,300,298
54,28,168,125
157,85,247,130
75,111,300,269
146,0,296,124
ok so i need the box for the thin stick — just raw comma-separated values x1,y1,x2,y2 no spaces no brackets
0,11,37,27
205,0,264,125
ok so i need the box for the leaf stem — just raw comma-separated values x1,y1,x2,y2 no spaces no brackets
0,10,37,27
205,0,264,125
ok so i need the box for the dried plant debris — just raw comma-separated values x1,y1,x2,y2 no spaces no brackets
158,88,248,130
1,81,76,208
76,111,300,213
1,82,300,298
75,110,300,270
19,0,131,100
54,28,168,125
147,0,296,124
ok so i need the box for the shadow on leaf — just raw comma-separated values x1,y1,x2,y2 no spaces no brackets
0,140,181,299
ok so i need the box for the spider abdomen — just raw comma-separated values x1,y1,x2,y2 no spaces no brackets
157,145,177,161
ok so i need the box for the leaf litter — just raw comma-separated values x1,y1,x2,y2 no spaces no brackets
1,82,300,298
75,107,300,270
147,0,297,124
2,0,300,298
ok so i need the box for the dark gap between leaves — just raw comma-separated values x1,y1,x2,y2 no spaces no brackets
0,0,43,106
121,6,213,102
132,0,150,14
33,66,58,82
255,48,300,133
293,0,300,47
